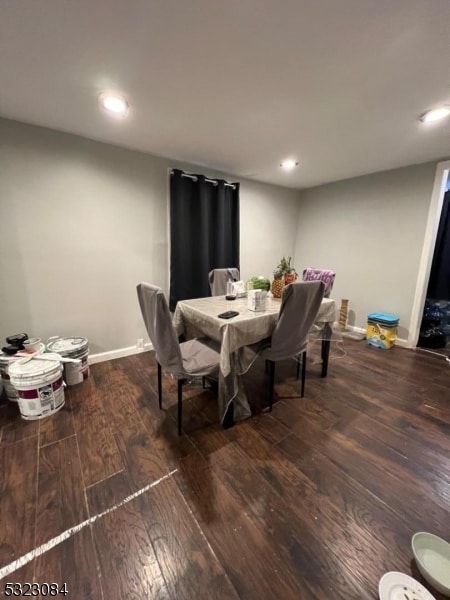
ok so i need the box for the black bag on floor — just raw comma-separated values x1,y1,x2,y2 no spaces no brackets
418,327,446,349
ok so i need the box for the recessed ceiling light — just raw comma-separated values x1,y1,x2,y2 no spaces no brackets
99,93,129,117
280,160,299,171
419,106,450,123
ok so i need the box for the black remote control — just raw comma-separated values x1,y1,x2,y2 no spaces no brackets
218,311,239,319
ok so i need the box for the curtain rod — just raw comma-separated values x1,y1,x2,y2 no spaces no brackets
170,170,236,189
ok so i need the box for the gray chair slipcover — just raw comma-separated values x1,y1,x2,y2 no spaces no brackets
255,281,325,409
137,282,220,434
208,268,240,296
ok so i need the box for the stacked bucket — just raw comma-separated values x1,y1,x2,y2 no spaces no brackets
0,335,89,421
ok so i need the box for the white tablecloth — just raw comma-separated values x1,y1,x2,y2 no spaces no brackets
173,296,336,422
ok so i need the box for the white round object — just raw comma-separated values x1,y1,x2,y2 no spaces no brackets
379,572,436,600
9,357,61,380
23,337,42,351
412,532,450,596
17,342,46,356
46,336,88,357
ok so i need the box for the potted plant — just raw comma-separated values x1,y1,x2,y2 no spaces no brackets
271,256,298,297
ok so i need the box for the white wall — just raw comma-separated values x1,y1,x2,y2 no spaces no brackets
293,162,440,341
0,118,299,354
239,179,299,281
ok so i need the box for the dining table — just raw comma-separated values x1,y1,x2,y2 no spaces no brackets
172,295,336,427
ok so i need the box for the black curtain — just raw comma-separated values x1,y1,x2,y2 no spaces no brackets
169,169,240,311
427,191,450,300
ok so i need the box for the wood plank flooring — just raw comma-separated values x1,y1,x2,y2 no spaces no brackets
0,340,449,599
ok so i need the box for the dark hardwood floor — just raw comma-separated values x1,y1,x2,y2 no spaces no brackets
0,340,449,599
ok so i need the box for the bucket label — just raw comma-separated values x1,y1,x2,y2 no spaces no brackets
17,376,64,419
366,322,398,349
39,384,55,408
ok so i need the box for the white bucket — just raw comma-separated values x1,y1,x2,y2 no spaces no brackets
0,354,21,402
9,358,64,420
46,336,89,386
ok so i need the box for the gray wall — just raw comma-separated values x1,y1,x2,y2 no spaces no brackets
0,118,299,353
294,162,439,340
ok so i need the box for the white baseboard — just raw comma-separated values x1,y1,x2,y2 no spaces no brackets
393,337,410,348
88,324,412,366
89,342,153,365
337,323,410,348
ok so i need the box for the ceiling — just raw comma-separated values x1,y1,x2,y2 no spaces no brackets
1,0,449,189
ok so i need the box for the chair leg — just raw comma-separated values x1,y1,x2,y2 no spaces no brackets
268,360,275,412
157,362,162,409
177,380,183,436
202,376,206,389
265,359,269,374
296,355,300,379
301,351,307,398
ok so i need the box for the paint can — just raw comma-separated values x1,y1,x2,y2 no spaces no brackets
0,353,21,402
9,358,64,420
46,336,89,386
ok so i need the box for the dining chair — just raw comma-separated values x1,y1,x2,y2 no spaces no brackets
302,268,335,298
208,268,240,296
137,282,220,435
258,280,325,411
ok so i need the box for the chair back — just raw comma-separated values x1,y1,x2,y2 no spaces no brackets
302,268,335,297
209,268,240,296
136,282,185,378
269,281,325,361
